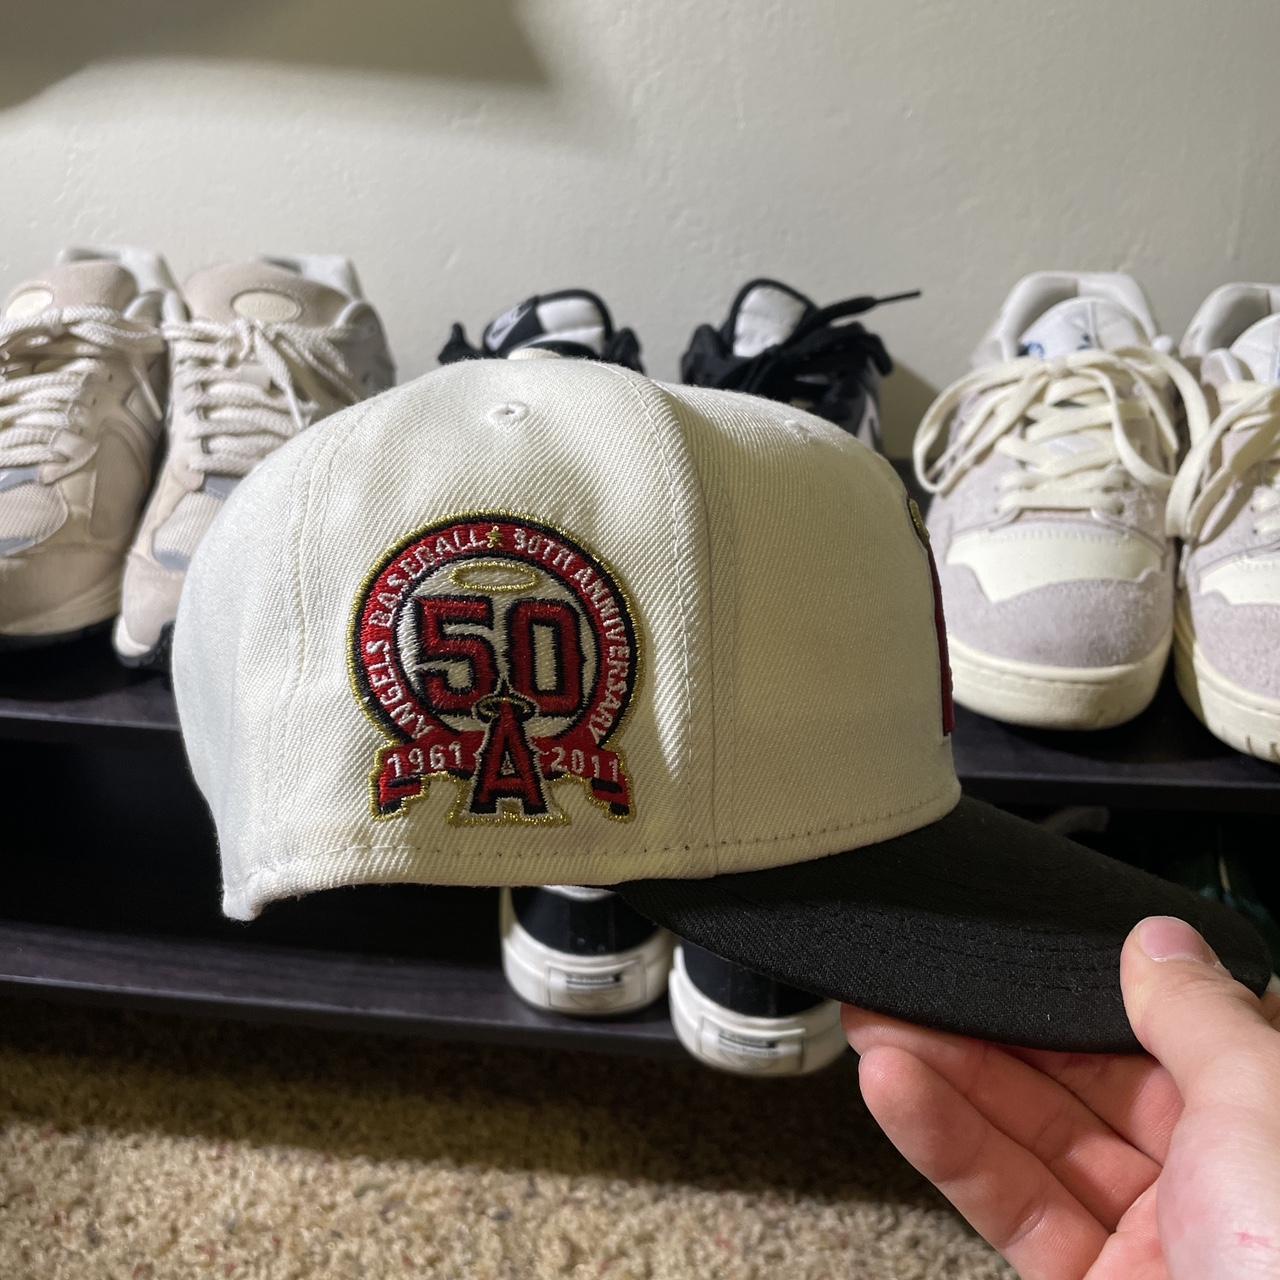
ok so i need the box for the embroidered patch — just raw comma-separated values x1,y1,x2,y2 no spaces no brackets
351,515,639,825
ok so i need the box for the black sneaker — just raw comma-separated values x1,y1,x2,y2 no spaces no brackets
500,887,673,1016
439,288,643,369
680,279,918,449
668,943,846,1075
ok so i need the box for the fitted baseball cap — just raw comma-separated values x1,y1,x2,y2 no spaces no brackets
173,353,1269,1052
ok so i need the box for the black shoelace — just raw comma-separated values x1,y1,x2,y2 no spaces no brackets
437,324,644,372
681,289,920,427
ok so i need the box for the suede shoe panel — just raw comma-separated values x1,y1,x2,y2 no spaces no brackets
941,560,1173,669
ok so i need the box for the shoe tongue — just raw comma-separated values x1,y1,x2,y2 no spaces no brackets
4,261,138,319
482,291,612,356
727,282,814,357
1018,297,1146,358
1228,314,1280,384
183,261,348,327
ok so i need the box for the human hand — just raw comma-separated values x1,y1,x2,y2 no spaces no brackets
842,915,1280,1279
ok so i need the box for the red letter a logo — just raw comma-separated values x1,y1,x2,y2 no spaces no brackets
466,686,551,819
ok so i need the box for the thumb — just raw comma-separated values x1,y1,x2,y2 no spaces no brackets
1122,915,1279,1104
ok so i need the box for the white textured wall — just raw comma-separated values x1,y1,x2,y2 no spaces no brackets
2,0,1279,453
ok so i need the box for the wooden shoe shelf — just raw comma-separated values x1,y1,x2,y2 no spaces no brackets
1,629,1275,1058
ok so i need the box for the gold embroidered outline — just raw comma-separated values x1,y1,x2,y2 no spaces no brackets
348,510,642,828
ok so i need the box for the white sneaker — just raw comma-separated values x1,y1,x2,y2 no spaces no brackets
1169,284,1280,763
0,247,179,649
668,944,845,1077
114,255,395,668
499,886,673,1016
913,271,1203,729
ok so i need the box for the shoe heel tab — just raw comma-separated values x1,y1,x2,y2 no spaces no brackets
265,254,363,300
58,245,180,297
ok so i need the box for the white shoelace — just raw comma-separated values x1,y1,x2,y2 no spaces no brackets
0,308,165,471
1166,381,1280,544
165,318,365,479
913,348,1206,517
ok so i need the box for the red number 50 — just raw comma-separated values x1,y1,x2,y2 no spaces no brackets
417,596,584,718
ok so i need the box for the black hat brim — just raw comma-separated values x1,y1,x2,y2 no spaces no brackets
617,795,1272,1053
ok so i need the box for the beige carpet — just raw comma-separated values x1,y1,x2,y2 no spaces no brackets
0,997,1012,1279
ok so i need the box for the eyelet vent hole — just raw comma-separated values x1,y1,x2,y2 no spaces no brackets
488,401,529,427
783,417,818,445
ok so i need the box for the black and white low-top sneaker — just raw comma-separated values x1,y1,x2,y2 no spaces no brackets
680,279,917,449
500,887,673,1016
439,288,643,369
668,943,846,1076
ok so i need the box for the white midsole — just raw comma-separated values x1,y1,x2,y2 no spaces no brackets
0,576,120,637
948,631,1171,730
667,947,846,1077
1174,606,1280,764
499,888,673,1017
111,613,156,658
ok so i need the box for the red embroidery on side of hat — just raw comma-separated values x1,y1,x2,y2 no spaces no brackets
351,515,639,825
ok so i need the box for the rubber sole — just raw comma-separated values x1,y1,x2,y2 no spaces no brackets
499,889,673,1017
113,618,174,672
948,631,1171,730
1174,608,1280,765
667,947,846,1077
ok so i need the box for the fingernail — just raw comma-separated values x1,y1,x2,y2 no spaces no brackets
1266,975,1280,999
1136,915,1217,963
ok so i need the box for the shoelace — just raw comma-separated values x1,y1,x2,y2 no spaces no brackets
166,318,365,479
1166,380,1280,544
680,291,917,427
913,348,1206,516
0,308,165,471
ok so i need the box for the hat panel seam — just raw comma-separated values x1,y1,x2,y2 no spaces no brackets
215,429,314,884
673,397,738,854
712,452,738,853
597,364,699,848
270,404,377,874
259,426,327,852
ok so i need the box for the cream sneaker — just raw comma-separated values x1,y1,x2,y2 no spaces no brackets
1169,285,1280,762
913,272,1203,729
0,247,179,649
115,256,395,668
